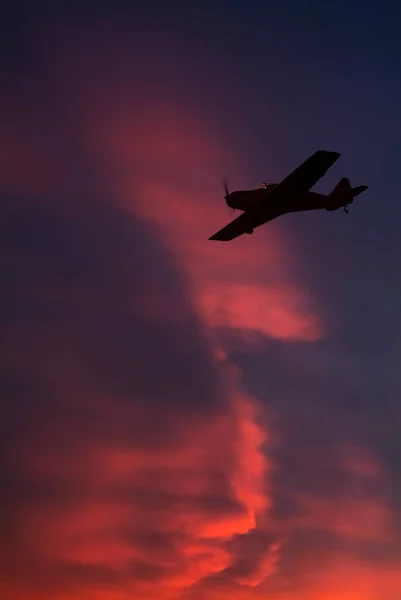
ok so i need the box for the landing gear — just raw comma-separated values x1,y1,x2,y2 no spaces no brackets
246,228,254,235
344,205,349,214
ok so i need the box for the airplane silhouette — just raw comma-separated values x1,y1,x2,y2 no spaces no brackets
209,150,367,241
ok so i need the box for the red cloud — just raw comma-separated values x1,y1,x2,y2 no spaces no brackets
61,51,325,344
118,150,324,343
9,391,271,598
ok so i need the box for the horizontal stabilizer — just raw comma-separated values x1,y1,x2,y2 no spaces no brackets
352,185,368,197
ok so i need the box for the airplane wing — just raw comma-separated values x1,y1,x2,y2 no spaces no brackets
209,211,255,241
276,150,341,195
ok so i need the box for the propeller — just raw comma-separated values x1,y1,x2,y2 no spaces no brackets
222,178,235,212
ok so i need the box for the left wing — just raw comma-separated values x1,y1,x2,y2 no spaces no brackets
209,211,255,241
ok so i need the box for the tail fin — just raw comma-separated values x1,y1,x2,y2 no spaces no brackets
351,185,368,197
330,177,351,197
326,178,367,212
330,178,368,198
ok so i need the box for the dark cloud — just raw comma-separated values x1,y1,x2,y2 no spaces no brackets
1,191,223,408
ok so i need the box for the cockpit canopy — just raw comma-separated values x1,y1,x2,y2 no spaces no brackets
258,182,276,191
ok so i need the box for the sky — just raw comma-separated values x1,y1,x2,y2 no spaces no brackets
1,1,401,599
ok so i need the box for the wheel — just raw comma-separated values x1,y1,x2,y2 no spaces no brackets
246,228,254,235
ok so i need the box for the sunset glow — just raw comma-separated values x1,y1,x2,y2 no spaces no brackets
1,4,400,600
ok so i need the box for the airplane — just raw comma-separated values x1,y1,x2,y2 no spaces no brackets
209,150,368,241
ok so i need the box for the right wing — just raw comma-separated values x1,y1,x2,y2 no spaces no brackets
276,150,341,196
209,211,255,241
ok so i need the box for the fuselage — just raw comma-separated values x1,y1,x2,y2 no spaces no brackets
225,185,353,233
226,186,276,211
226,186,330,214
